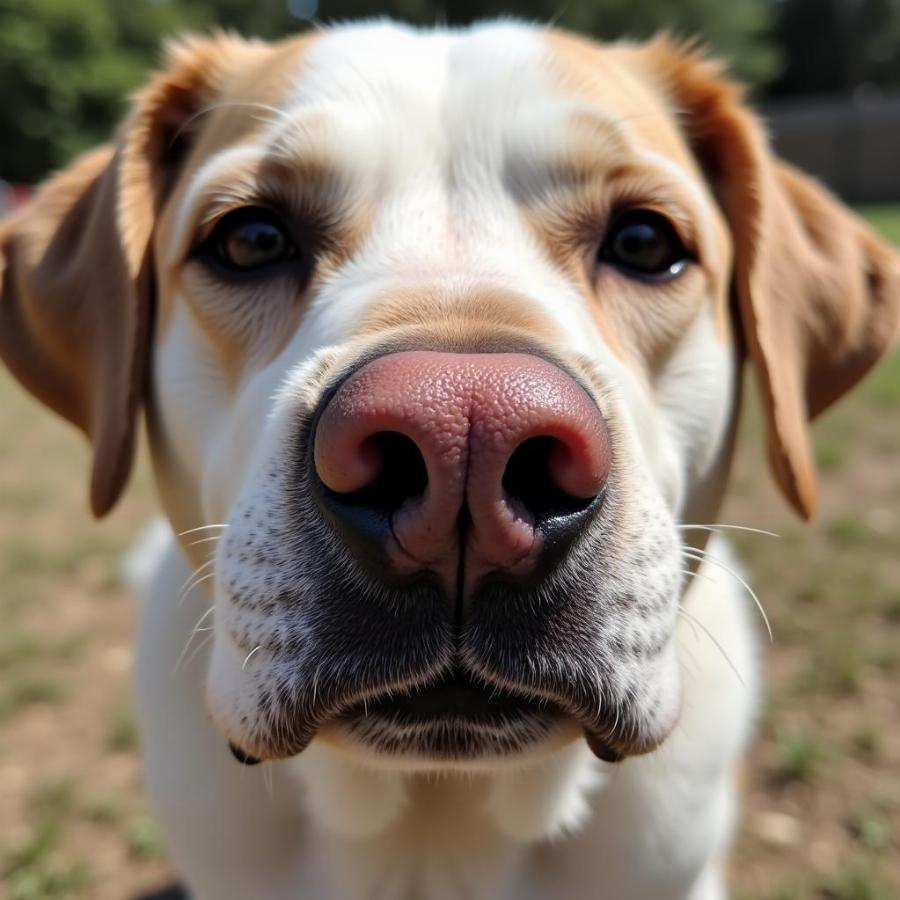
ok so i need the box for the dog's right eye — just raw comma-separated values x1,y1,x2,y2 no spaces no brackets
202,207,299,273
598,209,692,281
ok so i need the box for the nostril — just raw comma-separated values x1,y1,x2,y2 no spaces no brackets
327,432,428,514
502,436,598,522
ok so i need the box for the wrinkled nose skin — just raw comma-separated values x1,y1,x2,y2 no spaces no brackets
313,351,610,598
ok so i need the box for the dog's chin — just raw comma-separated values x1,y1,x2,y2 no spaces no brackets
221,667,671,771
320,674,580,771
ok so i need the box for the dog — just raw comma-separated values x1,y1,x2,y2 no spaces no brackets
1,20,897,900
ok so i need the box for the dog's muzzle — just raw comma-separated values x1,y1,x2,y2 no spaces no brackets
222,347,678,766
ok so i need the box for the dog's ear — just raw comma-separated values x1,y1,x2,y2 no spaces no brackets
643,39,900,518
0,34,249,516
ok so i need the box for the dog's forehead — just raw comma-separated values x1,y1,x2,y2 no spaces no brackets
191,23,696,193
273,23,692,171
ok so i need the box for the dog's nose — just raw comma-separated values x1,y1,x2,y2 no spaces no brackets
313,351,609,593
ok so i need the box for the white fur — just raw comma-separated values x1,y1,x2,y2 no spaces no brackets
135,531,756,899
134,20,759,900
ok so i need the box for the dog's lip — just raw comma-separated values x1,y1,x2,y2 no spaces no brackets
228,741,262,766
339,671,565,725
223,674,656,765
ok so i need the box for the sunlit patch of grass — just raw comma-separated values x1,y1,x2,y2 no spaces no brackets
825,515,872,549
793,564,885,615
0,674,65,721
31,778,77,821
735,878,811,900
82,792,125,826
7,861,89,900
768,881,808,900
876,591,900,622
4,776,89,898
847,810,891,853
107,708,139,754
52,634,88,662
126,814,165,860
807,632,869,695
820,859,895,900
5,821,60,876
0,631,42,671
3,819,90,900
850,725,883,761
815,437,850,473
859,205,900,245
869,645,899,674
0,535,122,586
771,727,829,784
0,483,50,512
0,540,54,581
856,349,900,411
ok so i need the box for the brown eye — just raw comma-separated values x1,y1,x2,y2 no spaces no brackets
598,210,691,280
207,207,297,272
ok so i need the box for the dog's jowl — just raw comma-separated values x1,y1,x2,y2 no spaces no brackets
1,21,897,900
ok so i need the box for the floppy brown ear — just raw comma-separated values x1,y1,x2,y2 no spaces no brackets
645,39,900,518
0,33,248,516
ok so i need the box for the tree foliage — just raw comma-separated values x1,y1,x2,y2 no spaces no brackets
0,0,898,183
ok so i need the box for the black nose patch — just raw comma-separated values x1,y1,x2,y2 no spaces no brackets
229,741,262,765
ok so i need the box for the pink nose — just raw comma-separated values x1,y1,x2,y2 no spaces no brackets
313,351,610,593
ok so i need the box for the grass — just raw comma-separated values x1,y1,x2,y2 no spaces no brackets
821,861,896,900
856,205,900,245
850,726,883,761
0,675,65,721
4,817,90,900
847,811,891,853
82,793,125,827
107,708,139,754
126,816,165,861
770,727,829,784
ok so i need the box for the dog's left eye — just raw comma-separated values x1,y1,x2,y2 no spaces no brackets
204,208,298,272
598,210,691,280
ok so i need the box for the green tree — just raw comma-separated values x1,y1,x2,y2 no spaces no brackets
0,0,204,182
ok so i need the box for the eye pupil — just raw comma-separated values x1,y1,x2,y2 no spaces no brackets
600,210,689,278
209,209,296,272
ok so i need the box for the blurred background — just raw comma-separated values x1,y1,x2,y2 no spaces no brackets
0,2,898,899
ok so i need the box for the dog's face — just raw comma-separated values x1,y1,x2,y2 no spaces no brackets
2,24,897,770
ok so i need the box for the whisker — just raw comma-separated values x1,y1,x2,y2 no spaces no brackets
178,524,230,537
677,608,745,686
178,570,217,608
677,524,780,538
186,535,224,549
683,548,774,644
178,558,217,605
174,606,215,673
181,633,214,673
242,646,262,671
175,606,215,672
681,567,716,585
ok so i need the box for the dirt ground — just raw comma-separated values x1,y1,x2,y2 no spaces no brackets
1,217,898,900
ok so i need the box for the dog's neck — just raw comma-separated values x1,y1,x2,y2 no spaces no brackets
288,740,602,898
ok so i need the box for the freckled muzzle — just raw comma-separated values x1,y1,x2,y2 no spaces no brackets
220,348,682,768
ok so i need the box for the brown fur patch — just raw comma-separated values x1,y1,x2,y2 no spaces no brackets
353,285,563,355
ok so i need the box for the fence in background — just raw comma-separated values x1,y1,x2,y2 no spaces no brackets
764,93,900,204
